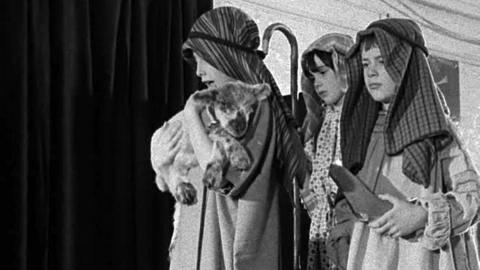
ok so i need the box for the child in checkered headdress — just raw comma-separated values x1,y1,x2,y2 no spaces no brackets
340,18,480,269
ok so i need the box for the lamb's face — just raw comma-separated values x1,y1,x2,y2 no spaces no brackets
193,81,271,138
211,100,248,137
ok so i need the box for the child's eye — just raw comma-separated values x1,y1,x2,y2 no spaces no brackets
313,69,328,76
362,62,369,68
308,66,319,74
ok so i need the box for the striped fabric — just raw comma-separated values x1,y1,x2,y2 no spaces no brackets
182,6,308,191
300,33,354,144
183,6,293,124
341,18,452,187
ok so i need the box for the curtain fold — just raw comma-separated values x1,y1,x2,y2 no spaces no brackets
1,0,212,269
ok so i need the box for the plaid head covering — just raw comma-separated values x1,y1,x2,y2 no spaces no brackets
341,18,452,187
300,33,354,144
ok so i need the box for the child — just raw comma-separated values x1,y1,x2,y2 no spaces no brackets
340,18,480,269
151,6,309,270
300,33,354,270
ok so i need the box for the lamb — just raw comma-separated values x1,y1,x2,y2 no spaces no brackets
151,81,271,204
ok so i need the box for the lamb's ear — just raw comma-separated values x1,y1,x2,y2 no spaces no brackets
252,83,271,101
192,89,218,103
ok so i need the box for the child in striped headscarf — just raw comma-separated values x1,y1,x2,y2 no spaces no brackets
341,18,480,270
152,6,310,270
299,33,355,270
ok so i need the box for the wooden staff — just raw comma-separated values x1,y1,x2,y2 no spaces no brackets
262,23,302,270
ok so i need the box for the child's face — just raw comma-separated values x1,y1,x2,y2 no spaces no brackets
361,45,396,104
310,54,344,105
194,52,235,89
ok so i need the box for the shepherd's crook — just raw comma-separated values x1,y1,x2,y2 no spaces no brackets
262,23,302,270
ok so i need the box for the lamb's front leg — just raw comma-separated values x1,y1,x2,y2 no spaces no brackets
213,130,251,171
202,140,228,190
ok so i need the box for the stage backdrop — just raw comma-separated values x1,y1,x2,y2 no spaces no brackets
0,0,211,269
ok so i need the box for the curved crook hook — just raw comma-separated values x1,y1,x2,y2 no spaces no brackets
261,23,299,119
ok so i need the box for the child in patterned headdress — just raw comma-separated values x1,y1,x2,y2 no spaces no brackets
341,18,480,269
151,6,310,270
299,33,354,270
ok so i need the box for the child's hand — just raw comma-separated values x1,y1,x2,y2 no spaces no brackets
185,91,205,115
368,194,427,238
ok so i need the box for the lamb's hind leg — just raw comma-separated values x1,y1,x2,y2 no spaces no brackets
174,180,197,205
172,153,198,205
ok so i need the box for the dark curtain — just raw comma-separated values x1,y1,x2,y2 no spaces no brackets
1,0,211,269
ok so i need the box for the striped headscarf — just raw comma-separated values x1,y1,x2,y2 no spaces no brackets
182,6,307,190
182,6,294,125
300,33,354,144
341,18,452,187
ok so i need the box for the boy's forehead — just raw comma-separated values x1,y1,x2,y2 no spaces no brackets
361,40,379,47
359,35,380,55
361,45,381,57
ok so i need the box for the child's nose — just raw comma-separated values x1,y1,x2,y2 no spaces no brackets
367,65,378,77
196,63,205,77
313,75,323,87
